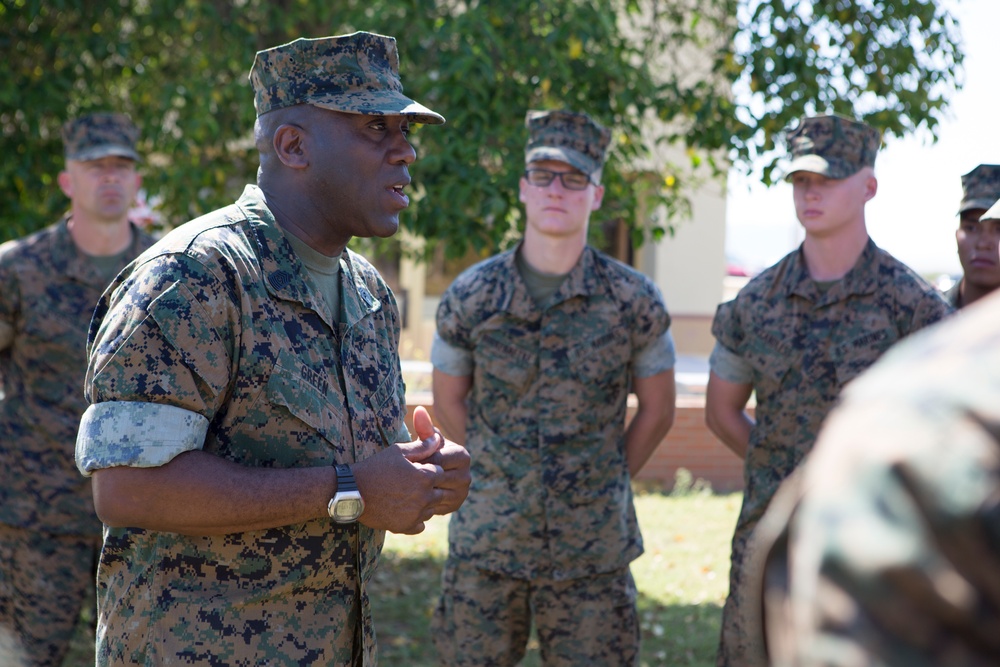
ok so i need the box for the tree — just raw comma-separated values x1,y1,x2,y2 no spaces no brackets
2,0,963,256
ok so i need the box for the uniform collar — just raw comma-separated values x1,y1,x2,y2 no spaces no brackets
239,185,380,330
50,215,80,271
54,215,143,286
555,244,601,301
498,242,601,318
784,237,880,305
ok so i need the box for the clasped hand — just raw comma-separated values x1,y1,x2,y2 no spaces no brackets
352,406,471,534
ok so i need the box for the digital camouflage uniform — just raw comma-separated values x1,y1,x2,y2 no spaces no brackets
436,244,669,576
755,259,1000,667
711,115,953,667
75,33,444,667
432,109,669,666
433,241,670,665
945,164,1000,309
0,113,152,667
77,185,407,666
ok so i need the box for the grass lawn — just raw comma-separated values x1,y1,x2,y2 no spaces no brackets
371,489,741,666
64,488,741,667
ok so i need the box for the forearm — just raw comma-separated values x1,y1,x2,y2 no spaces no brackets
625,370,676,476
92,450,337,536
705,372,754,460
431,369,471,443
434,402,467,444
625,404,674,477
706,409,753,459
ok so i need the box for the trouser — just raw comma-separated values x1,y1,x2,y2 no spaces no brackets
0,523,100,667
432,558,640,667
716,513,767,667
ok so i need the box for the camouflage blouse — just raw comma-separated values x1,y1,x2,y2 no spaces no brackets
757,289,1000,667
0,218,153,535
436,244,671,580
77,185,407,666
712,239,952,532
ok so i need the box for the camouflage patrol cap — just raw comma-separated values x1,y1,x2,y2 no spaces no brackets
249,32,444,125
784,114,881,180
524,109,611,176
61,113,140,162
981,198,1000,223
959,164,1000,214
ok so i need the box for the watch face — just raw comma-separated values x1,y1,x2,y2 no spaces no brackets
333,497,363,521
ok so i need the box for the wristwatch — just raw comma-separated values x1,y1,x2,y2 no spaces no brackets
328,464,365,523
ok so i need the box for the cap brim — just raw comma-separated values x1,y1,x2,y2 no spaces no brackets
310,91,445,125
525,146,597,176
782,155,859,181
960,198,999,215
68,145,140,162
980,199,1000,222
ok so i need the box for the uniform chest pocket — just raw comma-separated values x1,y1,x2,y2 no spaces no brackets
265,352,346,447
476,332,537,394
833,327,897,388
744,328,796,388
566,328,630,385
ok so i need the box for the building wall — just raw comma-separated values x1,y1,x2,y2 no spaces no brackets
626,147,730,357
631,395,746,493
639,176,727,319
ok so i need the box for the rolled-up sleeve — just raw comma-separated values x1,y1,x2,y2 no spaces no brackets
79,251,237,476
710,341,754,384
76,401,209,475
631,330,676,378
430,331,473,376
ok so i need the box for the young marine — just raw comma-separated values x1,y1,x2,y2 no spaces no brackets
706,114,952,667
756,197,1000,666
431,109,677,666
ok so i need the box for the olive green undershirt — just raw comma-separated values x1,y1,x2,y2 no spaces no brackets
282,230,347,395
85,248,134,285
813,279,839,293
282,231,343,320
515,249,570,307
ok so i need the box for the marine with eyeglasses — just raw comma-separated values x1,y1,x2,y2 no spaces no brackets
429,109,677,666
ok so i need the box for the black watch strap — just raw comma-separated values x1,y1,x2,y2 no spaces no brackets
335,464,358,491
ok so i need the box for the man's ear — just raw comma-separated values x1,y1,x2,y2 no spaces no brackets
57,171,72,198
864,174,878,202
590,184,605,211
273,124,309,169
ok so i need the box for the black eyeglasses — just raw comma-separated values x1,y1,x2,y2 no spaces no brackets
524,168,592,191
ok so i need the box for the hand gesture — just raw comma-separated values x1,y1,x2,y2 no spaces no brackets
352,407,470,534
405,406,470,516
